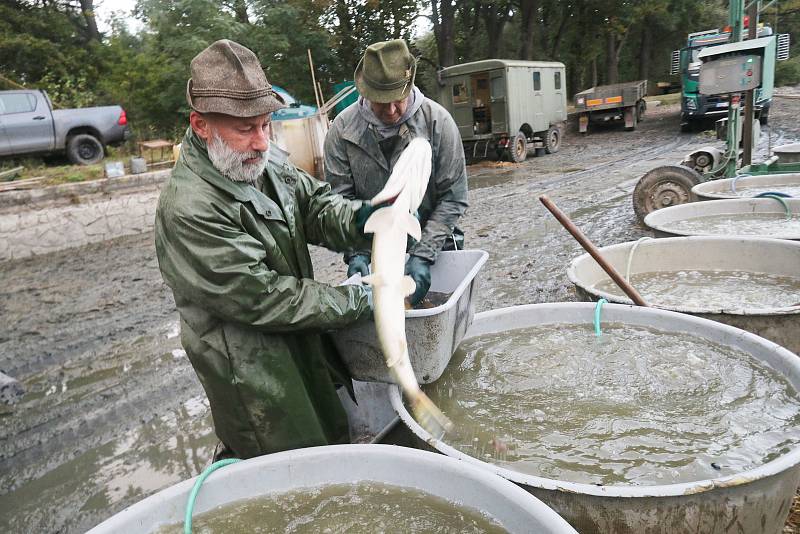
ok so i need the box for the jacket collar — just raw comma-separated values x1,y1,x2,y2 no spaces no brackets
180,128,286,221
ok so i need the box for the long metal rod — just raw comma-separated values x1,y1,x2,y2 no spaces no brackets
307,49,321,109
539,195,649,307
742,0,759,166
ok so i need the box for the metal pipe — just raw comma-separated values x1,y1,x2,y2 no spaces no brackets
539,195,649,306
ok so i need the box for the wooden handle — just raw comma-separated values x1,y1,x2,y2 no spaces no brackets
539,195,649,307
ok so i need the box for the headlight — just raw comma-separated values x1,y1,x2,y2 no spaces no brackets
577,97,585,105
685,98,697,110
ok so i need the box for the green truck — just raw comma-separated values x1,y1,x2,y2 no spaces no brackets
671,22,789,131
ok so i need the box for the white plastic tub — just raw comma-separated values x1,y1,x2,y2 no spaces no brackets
692,173,800,200
643,198,800,240
87,444,577,534
391,304,800,533
331,249,488,384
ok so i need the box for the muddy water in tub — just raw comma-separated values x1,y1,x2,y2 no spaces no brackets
424,324,800,486
155,482,505,533
666,213,800,237
594,270,800,310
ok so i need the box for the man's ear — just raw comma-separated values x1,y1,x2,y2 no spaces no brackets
189,111,212,141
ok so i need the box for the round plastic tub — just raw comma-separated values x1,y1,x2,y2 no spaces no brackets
391,303,800,533
86,444,576,534
692,173,800,200
567,236,800,354
643,198,800,240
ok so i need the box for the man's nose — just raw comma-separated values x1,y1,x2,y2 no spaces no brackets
250,127,269,152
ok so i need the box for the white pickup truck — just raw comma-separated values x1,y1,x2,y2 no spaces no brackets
0,89,130,165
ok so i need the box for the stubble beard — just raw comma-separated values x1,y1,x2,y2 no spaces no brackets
207,132,268,184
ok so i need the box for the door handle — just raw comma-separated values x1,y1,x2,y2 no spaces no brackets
33,116,45,120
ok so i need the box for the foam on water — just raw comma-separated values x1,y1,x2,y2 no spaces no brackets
728,185,800,198
594,269,800,310
155,482,505,534
423,323,800,486
666,212,800,237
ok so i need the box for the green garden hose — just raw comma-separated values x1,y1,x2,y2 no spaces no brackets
594,298,608,336
755,192,792,220
184,458,242,534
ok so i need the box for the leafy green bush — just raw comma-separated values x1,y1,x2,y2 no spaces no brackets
776,55,800,87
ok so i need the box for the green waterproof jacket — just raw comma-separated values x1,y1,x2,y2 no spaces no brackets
154,129,372,459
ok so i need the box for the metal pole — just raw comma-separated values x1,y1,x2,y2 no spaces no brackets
742,1,759,167
539,195,650,307
724,0,746,177
307,49,321,109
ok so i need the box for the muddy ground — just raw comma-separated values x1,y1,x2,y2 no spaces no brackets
2,98,800,533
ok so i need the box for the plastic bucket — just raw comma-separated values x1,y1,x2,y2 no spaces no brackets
87,444,576,534
391,303,800,533
331,249,488,384
643,198,800,240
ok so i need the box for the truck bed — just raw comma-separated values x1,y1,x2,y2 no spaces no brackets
574,80,647,111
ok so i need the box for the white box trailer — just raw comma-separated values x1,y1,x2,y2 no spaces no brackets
436,59,567,162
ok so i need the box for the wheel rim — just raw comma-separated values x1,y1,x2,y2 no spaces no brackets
78,141,98,160
548,130,559,150
646,180,691,212
514,137,526,160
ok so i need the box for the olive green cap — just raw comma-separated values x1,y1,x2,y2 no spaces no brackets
354,39,417,104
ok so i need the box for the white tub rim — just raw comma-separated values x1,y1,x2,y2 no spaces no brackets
643,198,800,240
566,236,800,315
87,443,576,533
692,173,800,200
391,302,800,499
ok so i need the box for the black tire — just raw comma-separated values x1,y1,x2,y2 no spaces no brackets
636,100,646,122
509,131,528,163
66,134,104,165
632,165,703,223
759,104,770,126
544,126,560,154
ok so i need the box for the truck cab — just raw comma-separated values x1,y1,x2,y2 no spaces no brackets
673,24,789,130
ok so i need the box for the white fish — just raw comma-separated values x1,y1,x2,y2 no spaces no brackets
363,137,453,438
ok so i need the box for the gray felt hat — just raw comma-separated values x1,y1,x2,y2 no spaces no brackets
354,39,417,104
186,39,286,117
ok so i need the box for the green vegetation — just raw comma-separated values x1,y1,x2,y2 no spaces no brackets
1,0,798,147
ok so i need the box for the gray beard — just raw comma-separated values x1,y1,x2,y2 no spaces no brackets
207,133,267,184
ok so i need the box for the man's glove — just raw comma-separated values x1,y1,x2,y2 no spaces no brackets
355,201,392,236
405,255,432,306
347,254,370,278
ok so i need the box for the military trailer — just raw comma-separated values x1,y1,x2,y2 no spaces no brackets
436,59,567,163
574,80,648,133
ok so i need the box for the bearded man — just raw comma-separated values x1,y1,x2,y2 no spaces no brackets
154,40,375,459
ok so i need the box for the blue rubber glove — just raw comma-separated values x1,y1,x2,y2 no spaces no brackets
405,255,432,306
347,254,370,278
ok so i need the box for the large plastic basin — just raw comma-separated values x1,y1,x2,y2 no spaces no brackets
643,198,800,240
567,236,800,354
692,173,800,200
87,444,576,534
391,303,800,533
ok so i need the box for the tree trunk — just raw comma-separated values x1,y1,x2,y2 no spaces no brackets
79,0,100,42
517,0,539,60
431,0,456,67
233,0,249,24
638,23,651,82
591,56,598,87
483,2,511,59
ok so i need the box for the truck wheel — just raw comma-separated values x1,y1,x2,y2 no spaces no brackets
509,131,528,163
544,127,560,154
636,100,646,122
632,165,702,223
67,134,104,165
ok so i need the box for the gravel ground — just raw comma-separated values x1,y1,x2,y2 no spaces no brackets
1,97,799,533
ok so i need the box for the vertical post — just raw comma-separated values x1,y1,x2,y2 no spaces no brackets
724,0,746,177
742,1,760,167
307,49,321,109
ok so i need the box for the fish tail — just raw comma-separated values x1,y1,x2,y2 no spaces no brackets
409,391,453,439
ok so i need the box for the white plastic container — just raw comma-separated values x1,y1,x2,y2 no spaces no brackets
391,304,800,534
87,444,577,534
331,249,488,384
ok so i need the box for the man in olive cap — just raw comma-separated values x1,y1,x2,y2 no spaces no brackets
324,39,468,306
155,39,375,459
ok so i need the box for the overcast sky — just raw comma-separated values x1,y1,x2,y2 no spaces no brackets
95,0,142,34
